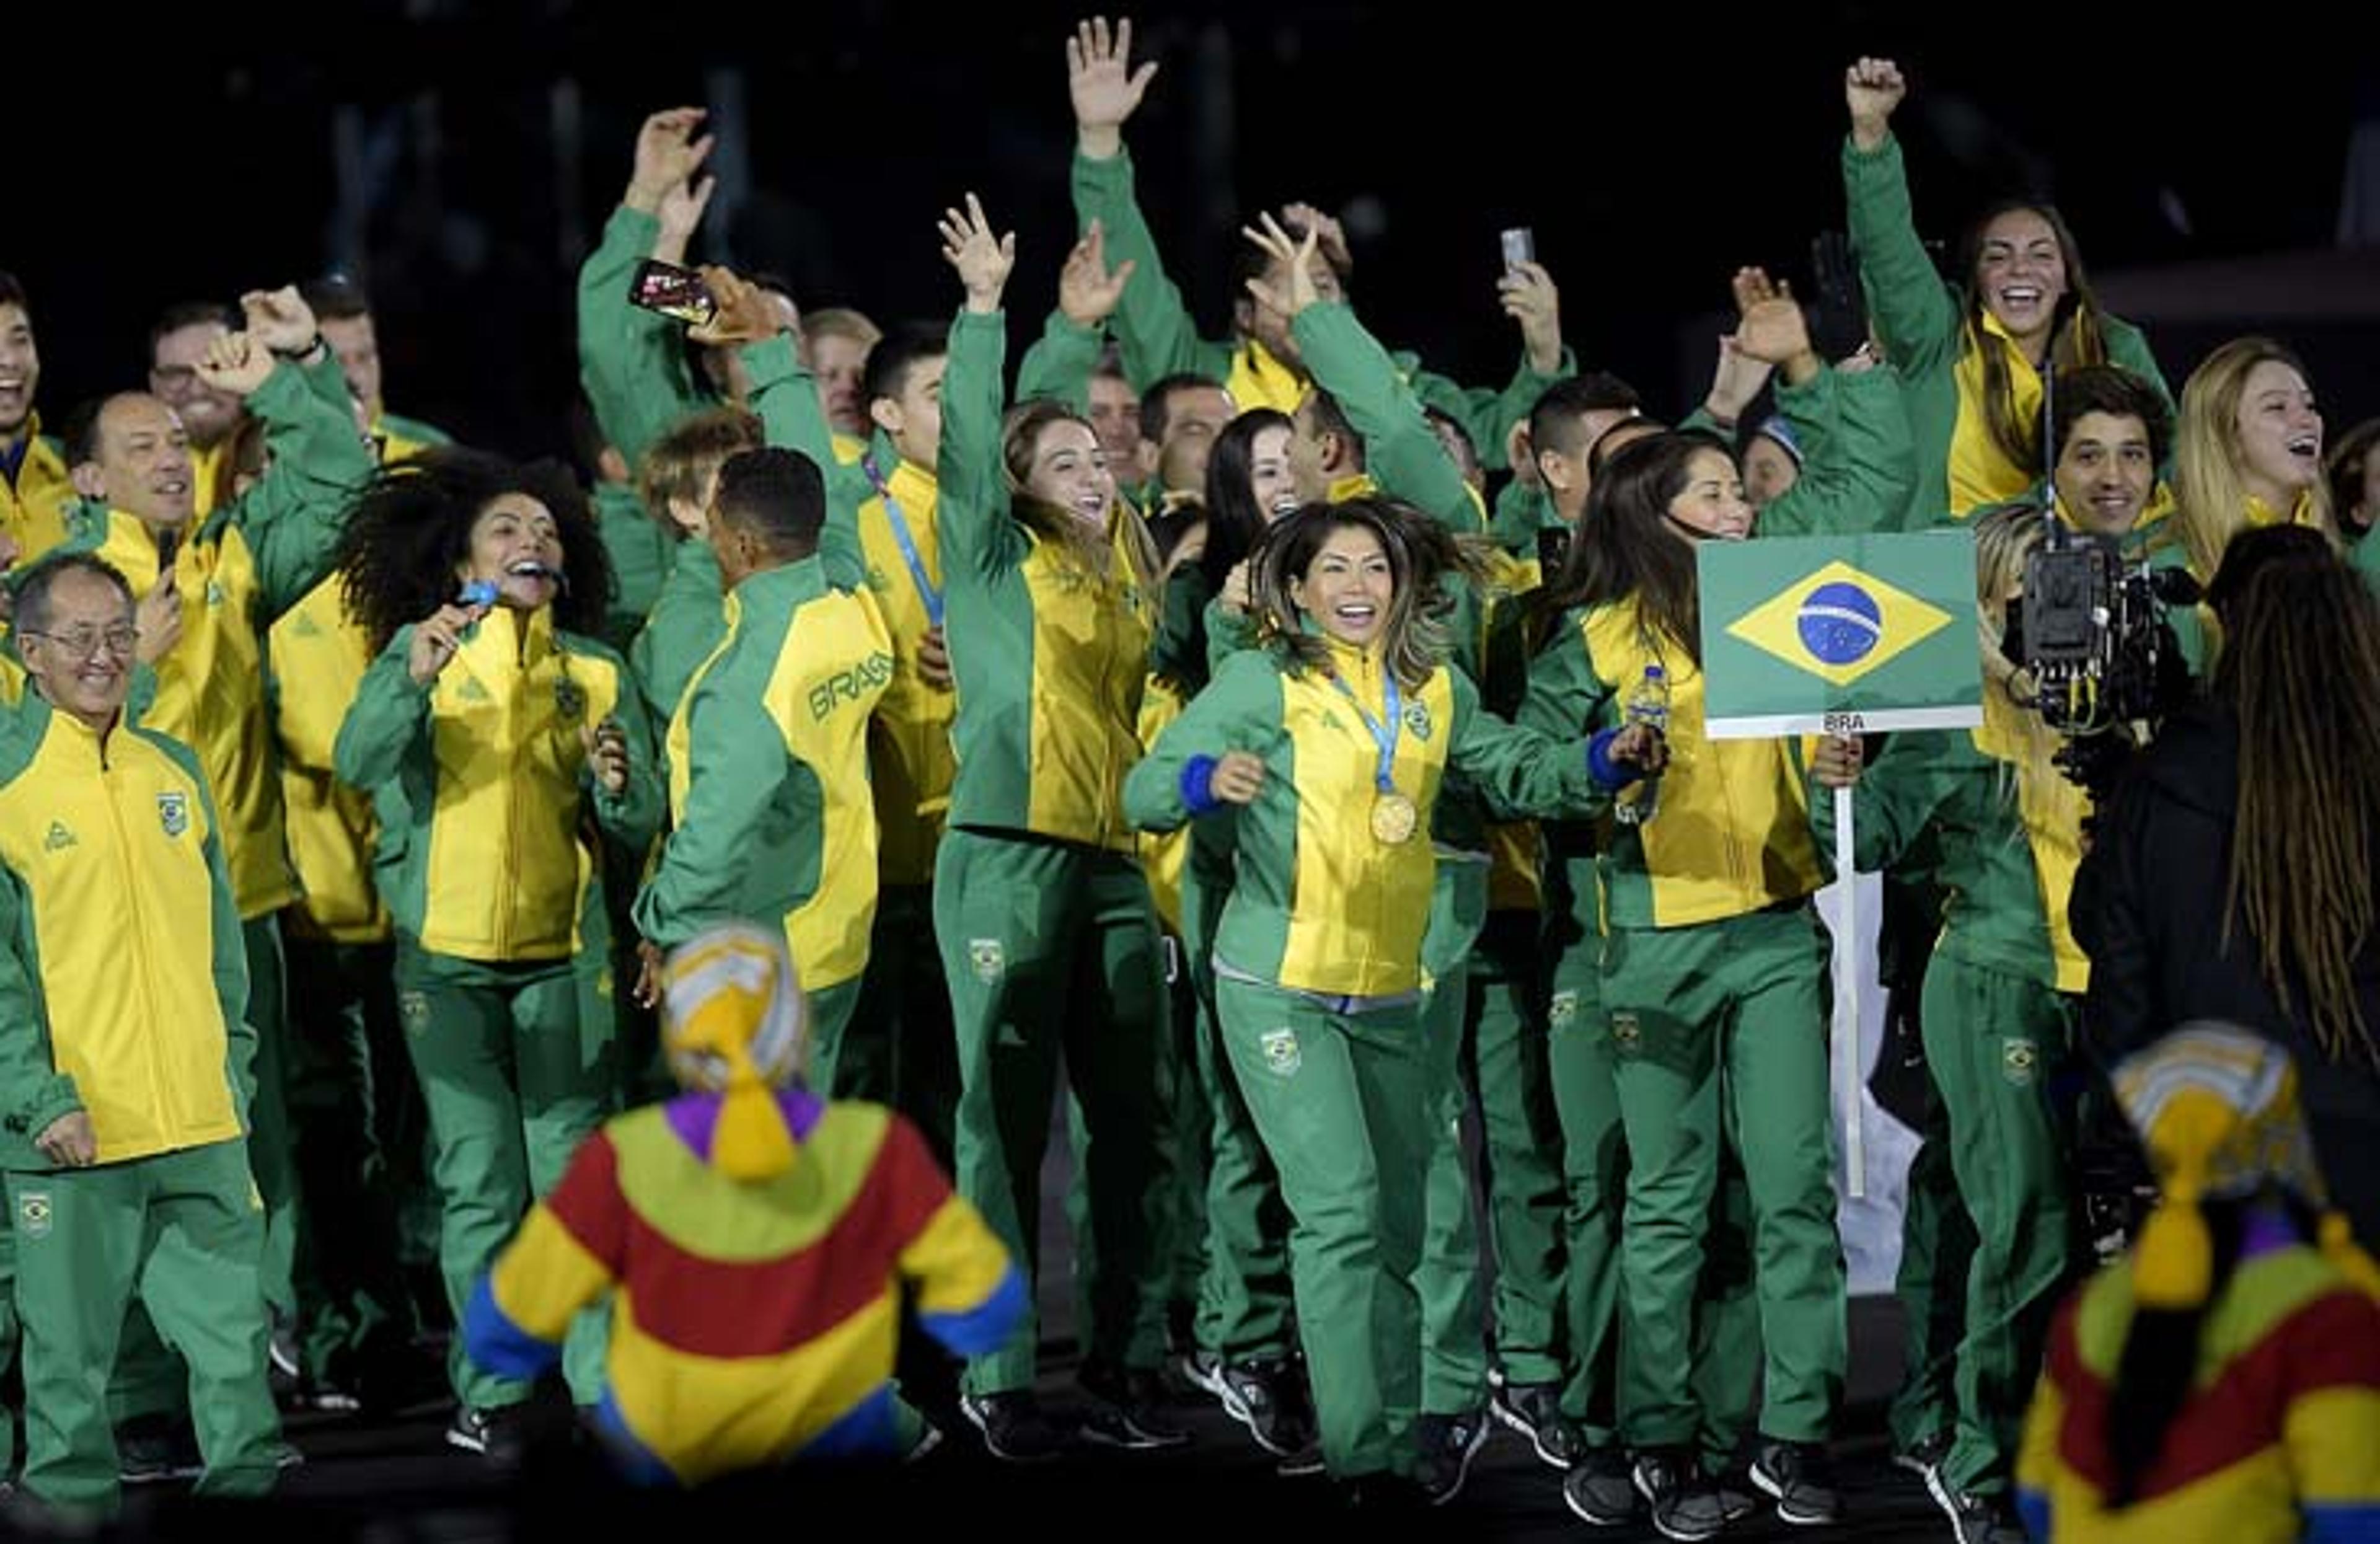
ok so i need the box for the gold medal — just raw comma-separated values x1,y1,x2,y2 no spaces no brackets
1370,791,1419,845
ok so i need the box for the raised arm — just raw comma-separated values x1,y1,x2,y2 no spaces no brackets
576,108,716,467
1729,267,1917,539
933,195,1028,586
1016,221,1136,412
1841,58,1961,377
1408,258,1575,472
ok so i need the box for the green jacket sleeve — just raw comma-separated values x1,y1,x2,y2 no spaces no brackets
577,205,708,469
1152,564,1216,696
1516,609,1616,741
198,764,258,1116
585,640,663,855
227,361,378,616
1756,365,1918,539
1807,730,1954,875
1843,133,1963,379
1447,668,1603,821
630,540,727,726
1292,302,1481,533
1204,594,1256,677
1122,648,1280,834
2106,319,2178,431
1491,478,1556,555
1016,311,1105,413
628,643,783,949
742,335,866,593
1069,146,1232,389
0,873,81,1161
1410,350,1574,475
935,311,1029,585
333,631,433,792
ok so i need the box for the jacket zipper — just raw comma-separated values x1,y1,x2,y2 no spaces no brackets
99,739,165,1150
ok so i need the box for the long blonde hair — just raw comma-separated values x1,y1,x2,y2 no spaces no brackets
2173,338,2334,580
1973,505,2088,839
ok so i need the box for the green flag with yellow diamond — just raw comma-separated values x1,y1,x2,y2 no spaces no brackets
1698,531,1983,740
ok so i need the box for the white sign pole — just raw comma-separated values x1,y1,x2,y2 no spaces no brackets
1833,782,1866,1201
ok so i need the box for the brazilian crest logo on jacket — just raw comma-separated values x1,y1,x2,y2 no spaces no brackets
1402,700,1432,741
156,791,190,838
555,677,586,721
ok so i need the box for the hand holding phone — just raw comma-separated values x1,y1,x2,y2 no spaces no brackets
627,258,718,327
1501,227,1536,274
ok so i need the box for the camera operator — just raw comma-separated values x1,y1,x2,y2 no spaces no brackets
2072,525,2380,1251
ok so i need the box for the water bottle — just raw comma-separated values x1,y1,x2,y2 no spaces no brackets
1614,663,1668,826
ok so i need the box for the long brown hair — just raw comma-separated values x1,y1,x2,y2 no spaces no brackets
1248,496,1464,690
1001,399,1160,591
1536,431,1726,663
1958,201,2113,472
2209,525,2380,1065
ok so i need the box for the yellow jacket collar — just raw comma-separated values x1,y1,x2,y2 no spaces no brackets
2245,489,2317,529
1327,472,1379,503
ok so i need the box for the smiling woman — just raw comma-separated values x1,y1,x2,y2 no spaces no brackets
2172,337,2334,581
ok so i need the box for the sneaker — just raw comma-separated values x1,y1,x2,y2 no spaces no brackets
1751,1438,1843,1527
1561,1445,1640,1527
1634,1448,1732,1543
1489,1380,1587,1470
1892,1429,1954,1483
117,1416,203,1485
271,1440,306,1471
1711,1471,1761,1523
903,1421,943,1465
1933,1481,2029,1544
1078,1365,1191,1451
1274,1439,1326,1478
445,1405,526,1466
959,1392,1070,1463
1214,1357,1316,1458
1413,1409,1491,1507
1172,1348,1225,1400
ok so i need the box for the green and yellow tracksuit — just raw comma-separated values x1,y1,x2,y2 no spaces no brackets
1814,707,2086,1501
933,307,1176,1398
371,410,451,467
633,557,893,1082
267,575,425,1390
628,536,726,730
1753,362,1921,539
1,419,75,561
1126,635,1604,1478
1070,143,1569,461
0,697,280,1515
1521,599,1845,1451
1844,131,2172,526
62,353,369,1356
743,334,957,1160
334,605,661,1411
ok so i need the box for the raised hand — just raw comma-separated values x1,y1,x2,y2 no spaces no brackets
687,266,778,348
1703,337,1774,428
1280,202,1353,280
1730,267,1820,385
654,175,717,265
1846,58,1906,151
1240,213,1323,322
240,285,320,356
1505,420,1541,489
1068,15,1158,158
1059,219,1138,328
1499,259,1564,376
940,193,1017,315
195,332,277,398
1209,750,1267,805
408,599,490,685
627,107,715,214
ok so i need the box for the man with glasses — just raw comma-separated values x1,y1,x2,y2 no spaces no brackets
0,552,284,1519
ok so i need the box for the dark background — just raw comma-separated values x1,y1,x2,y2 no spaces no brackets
13,0,2379,464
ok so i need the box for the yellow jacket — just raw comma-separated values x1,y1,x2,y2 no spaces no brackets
0,700,252,1168
268,573,387,942
1,420,74,561
855,457,956,888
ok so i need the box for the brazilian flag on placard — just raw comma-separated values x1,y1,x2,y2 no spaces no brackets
1698,531,1984,739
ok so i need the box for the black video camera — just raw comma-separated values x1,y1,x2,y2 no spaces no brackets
2005,527,2200,800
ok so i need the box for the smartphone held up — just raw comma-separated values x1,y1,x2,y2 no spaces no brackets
1501,227,1536,273
628,258,718,327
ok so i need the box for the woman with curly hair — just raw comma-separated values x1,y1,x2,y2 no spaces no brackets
332,447,661,1458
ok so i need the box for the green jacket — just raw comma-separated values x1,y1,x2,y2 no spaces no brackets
632,558,893,991
629,536,727,729
335,607,661,963
1753,363,1919,539
576,205,709,472
938,310,1154,853
739,335,879,594
1070,146,1567,469
596,478,674,648
1125,639,1600,1002
1843,132,2172,528
1814,725,2087,994
1016,310,1106,413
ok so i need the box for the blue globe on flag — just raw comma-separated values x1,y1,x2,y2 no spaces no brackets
1797,581,1883,667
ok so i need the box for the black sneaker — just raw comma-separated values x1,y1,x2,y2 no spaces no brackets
1078,1365,1191,1450
1274,1439,1326,1478
959,1392,1070,1463
1892,1428,1953,1483
1561,1445,1640,1526
117,1416,203,1484
446,1405,526,1466
1214,1357,1316,1458
1933,1481,2028,1544
1751,1438,1843,1527
1634,1448,1732,1543
1489,1379,1587,1470
1413,1409,1491,1507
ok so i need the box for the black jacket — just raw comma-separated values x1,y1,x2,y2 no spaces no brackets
2072,700,2380,1244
